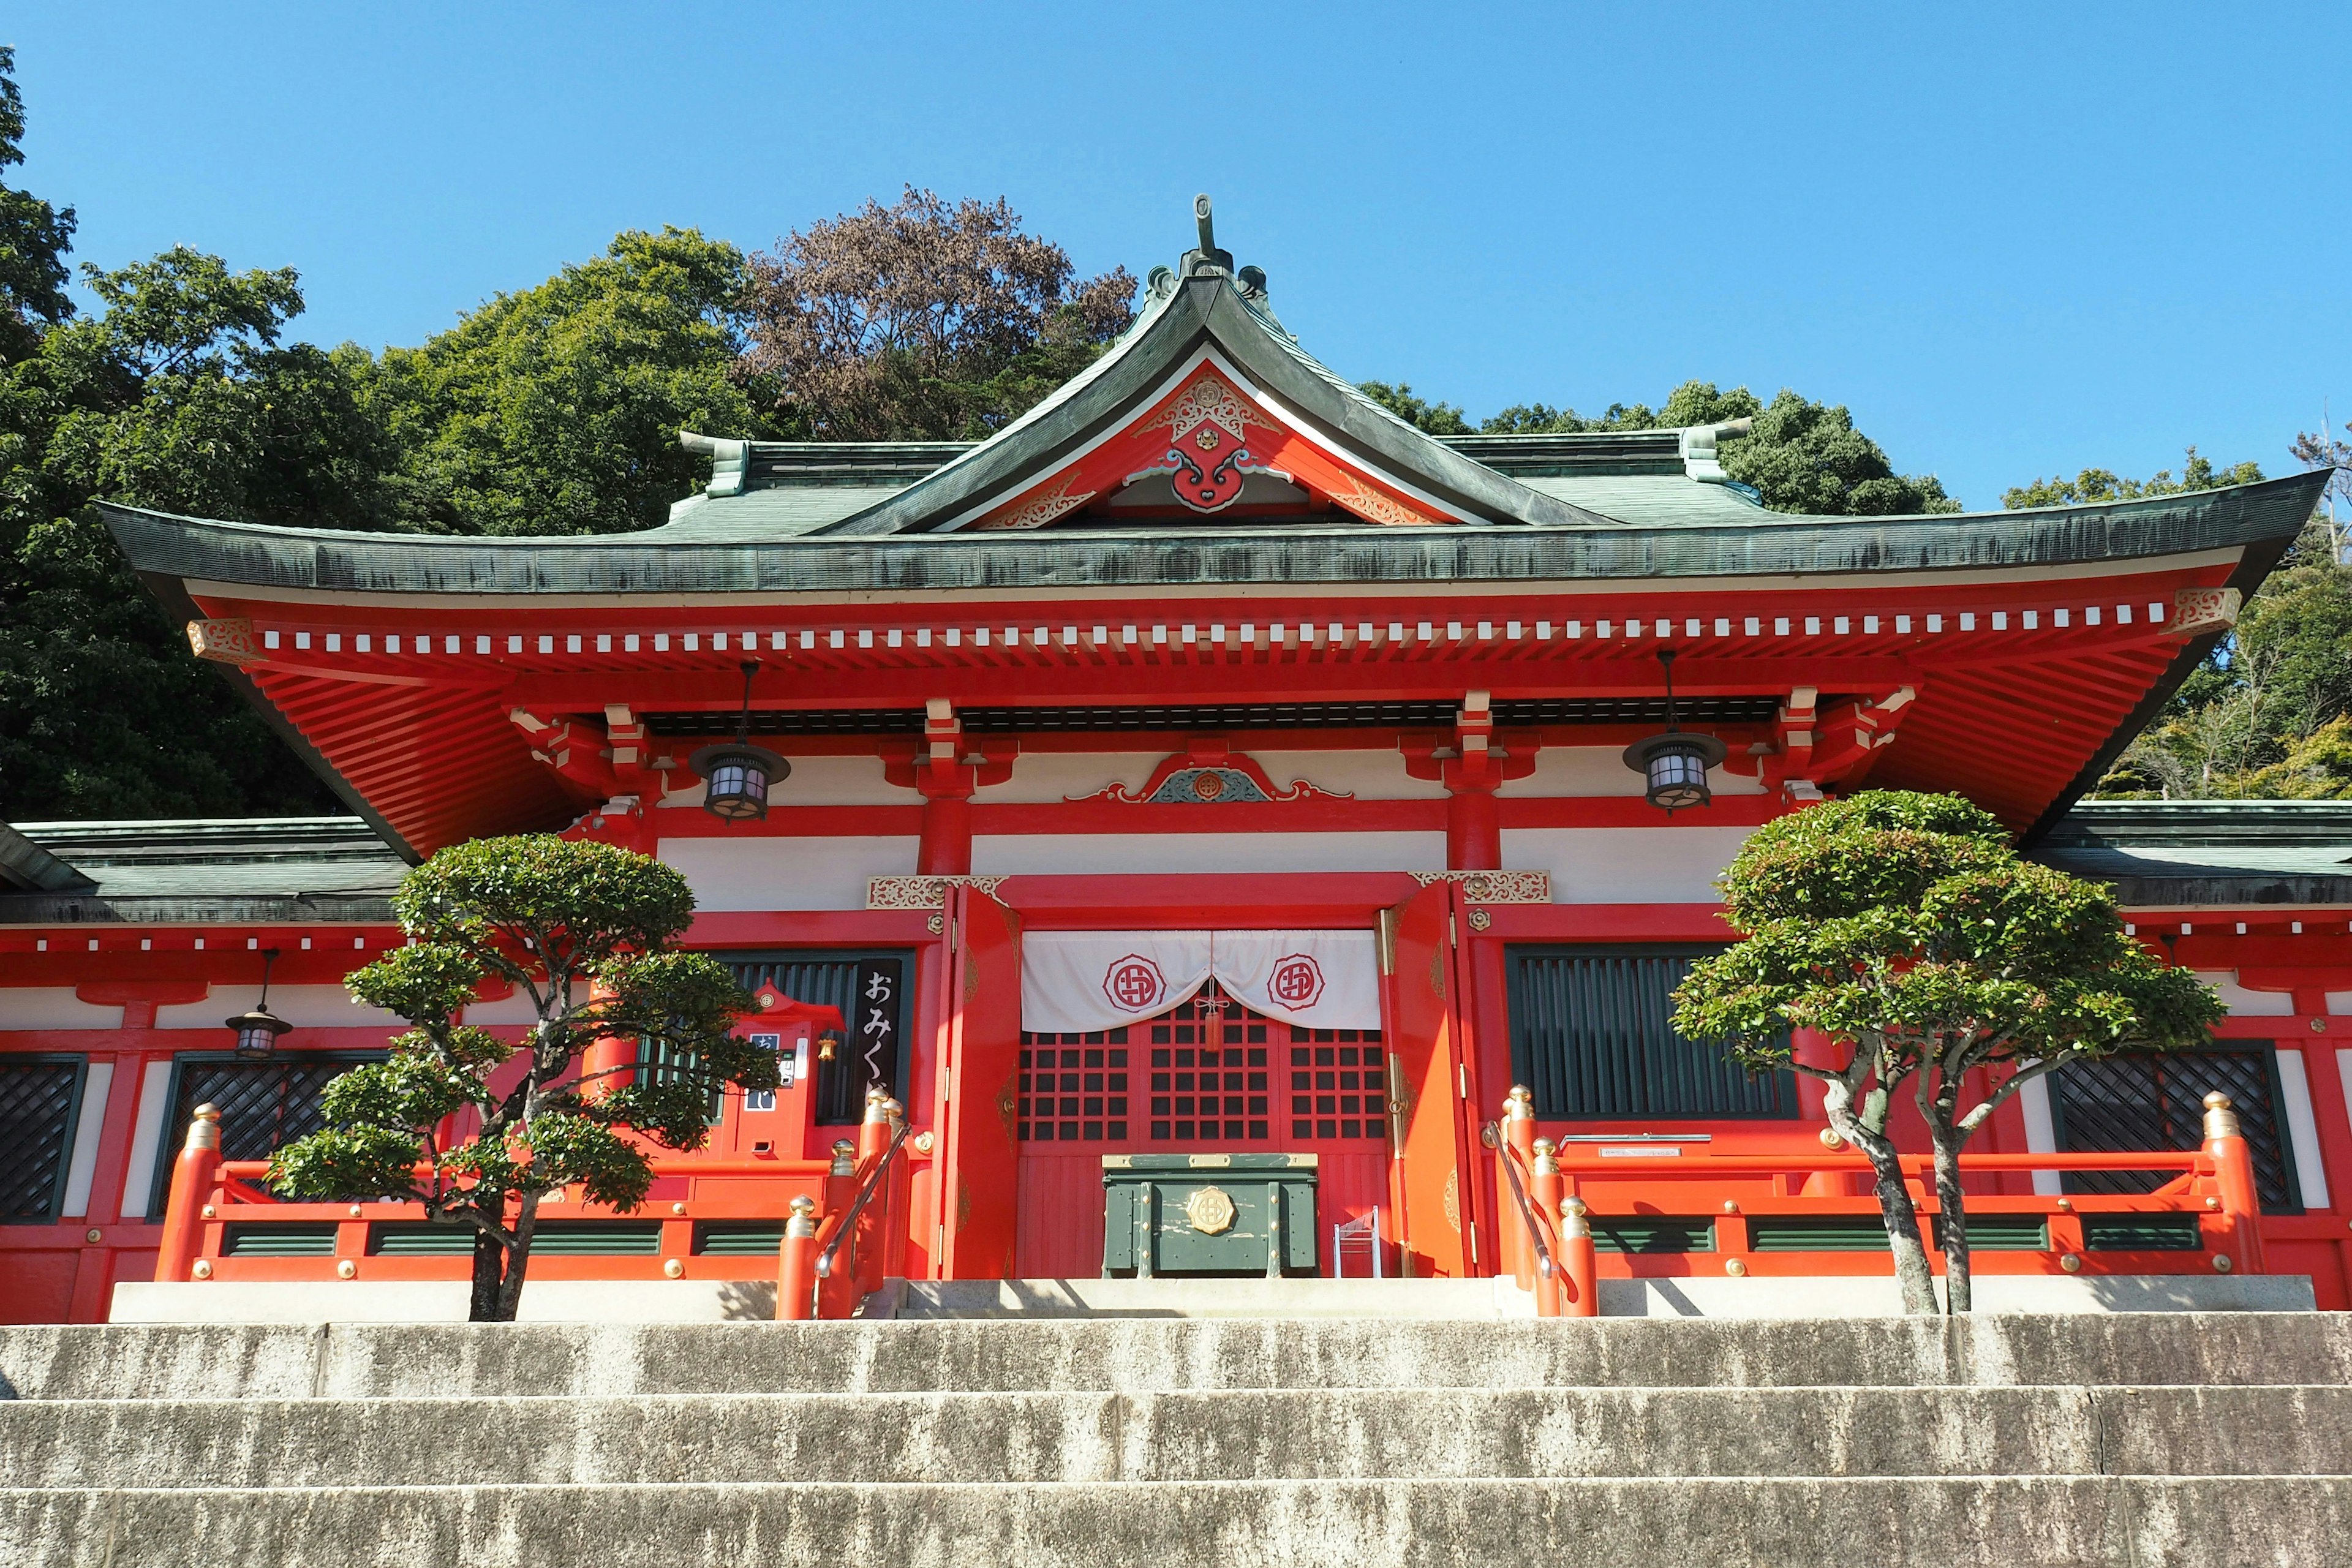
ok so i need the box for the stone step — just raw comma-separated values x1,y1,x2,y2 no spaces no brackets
7,1385,2348,1488
7,1314,2348,1401
884,1277,1542,1319
6,1477,2347,1567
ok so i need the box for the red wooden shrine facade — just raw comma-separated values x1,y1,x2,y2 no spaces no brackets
5,209,2349,1319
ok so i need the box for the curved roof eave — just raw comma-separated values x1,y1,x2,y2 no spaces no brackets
98,468,2330,600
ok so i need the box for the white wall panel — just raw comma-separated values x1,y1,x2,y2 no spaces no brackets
118,1059,175,1219
2193,973,2295,1017
0,988,124,1030
1501,746,1765,798
658,753,902,809
1502,826,1753,903
1250,750,1449,801
660,835,918,911
59,1060,113,1218
2017,1074,2064,1197
2274,1050,2330,1211
973,831,1448,878
156,985,401,1031
976,752,1158,804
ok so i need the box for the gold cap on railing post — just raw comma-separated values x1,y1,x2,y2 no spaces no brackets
1506,1084,1534,1121
863,1085,891,1125
785,1194,817,1239
1561,1194,1591,1240
185,1103,222,1153
883,1097,905,1125
2203,1092,2242,1141
1532,1137,1558,1175
830,1140,857,1177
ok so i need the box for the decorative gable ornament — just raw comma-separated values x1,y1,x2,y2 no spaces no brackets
1070,745,1349,805
1129,374,1291,514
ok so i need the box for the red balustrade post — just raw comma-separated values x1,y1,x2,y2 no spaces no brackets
856,1098,904,1296
1530,1137,1563,1317
858,1087,892,1164
816,1140,858,1317
1559,1194,1599,1319
1503,1086,1536,1289
154,1104,223,1283
2204,1093,2267,1275
777,1196,818,1321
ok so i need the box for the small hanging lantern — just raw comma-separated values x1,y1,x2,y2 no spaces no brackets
690,660,788,823
816,1030,842,1064
1622,649,1726,815
225,948,293,1061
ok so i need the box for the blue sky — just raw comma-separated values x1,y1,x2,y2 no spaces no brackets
10,3,2346,510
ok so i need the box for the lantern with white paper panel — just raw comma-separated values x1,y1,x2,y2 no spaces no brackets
224,948,293,1060
1622,649,1726,815
690,660,788,823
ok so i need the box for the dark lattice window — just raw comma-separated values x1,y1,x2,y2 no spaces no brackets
2055,1047,2302,1214
725,951,912,1125
1506,944,1795,1120
153,1053,382,1215
1016,1030,1131,1143
1284,1019,1386,1143
1148,982,1281,1144
0,1057,86,1223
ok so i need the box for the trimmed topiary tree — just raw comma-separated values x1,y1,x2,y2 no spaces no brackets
1671,790,2220,1314
268,835,767,1321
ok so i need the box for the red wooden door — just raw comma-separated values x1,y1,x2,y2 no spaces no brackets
1384,881,1478,1277
939,887,1022,1279
1012,978,1395,1278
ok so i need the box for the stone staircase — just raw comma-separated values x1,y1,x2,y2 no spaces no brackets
3,1313,2348,1566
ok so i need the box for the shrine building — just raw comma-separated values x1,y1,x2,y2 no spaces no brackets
3,207,2349,1322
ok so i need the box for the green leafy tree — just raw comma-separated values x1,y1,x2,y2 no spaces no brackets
2005,447,2264,510
0,148,386,816
371,227,760,536
740,187,1135,441
0,45,73,365
1357,380,1472,435
267,836,767,1321
1672,791,2220,1314
1382,375,1962,513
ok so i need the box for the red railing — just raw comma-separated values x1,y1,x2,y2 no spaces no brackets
153,1089,912,1321
1487,1087,2269,1317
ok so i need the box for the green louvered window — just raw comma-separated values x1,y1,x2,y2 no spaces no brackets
1506,945,1796,1120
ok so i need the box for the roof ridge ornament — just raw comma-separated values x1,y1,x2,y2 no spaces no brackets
1184,193,1235,279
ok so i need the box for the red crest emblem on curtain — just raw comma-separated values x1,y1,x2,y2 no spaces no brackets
1102,954,1169,1012
1133,374,1290,514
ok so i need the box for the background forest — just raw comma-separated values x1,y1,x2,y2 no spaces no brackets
0,49,2340,824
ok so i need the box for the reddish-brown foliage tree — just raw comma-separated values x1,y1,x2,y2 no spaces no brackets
739,186,1135,440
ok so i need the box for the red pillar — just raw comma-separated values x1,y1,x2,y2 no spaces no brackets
1445,790,1501,872
916,786,974,875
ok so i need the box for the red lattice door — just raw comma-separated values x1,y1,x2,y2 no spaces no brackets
1012,979,1393,1278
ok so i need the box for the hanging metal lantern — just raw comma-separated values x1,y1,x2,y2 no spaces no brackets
1622,650,1727,814
225,948,293,1060
690,660,788,823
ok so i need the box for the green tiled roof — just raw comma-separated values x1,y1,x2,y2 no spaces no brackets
2032,801,2352,907
0,818,402,925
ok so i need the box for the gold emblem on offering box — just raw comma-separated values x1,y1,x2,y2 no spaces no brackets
1184,1186,1237,1235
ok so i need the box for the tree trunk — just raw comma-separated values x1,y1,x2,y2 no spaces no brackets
1858,1133,1939,1314
494,1189,544,1321
1919,1081,1975,1316
1930,1117,1971,1313
468,1229,508,1322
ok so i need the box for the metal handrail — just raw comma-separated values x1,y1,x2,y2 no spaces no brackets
815,1119,911,1281
1483,1121,1556,1283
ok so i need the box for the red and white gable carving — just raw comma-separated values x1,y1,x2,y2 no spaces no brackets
968,358,1453,529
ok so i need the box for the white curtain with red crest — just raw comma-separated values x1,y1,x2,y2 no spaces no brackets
1020,930,1381,1035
